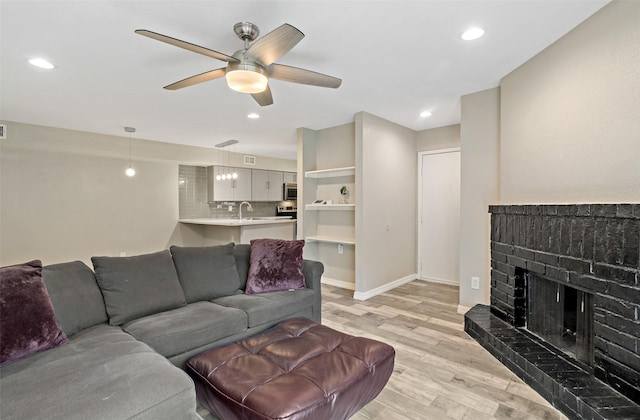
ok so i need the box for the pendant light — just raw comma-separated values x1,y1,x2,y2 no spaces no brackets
231,142,238,179
124,127,136,177
214,140,239,181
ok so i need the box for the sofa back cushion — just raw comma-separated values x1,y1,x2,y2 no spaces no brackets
92,250,186,325
43,261,108,337
234,244,251,290
170,243,241,302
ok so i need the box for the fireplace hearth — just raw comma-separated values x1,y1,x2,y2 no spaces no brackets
465,204,640,419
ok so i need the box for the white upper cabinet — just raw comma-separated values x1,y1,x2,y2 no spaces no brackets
207,166,252,202
283,172,297,184
233,168,253,201
252,170,284,201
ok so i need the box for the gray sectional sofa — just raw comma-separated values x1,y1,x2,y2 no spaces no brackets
0,243,324,420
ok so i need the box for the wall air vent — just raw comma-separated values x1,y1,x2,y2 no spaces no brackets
0,124,6,140
244,155,256,165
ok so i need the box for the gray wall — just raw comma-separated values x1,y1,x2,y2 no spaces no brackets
417,124,460,151
459,0,640,309
355,112,417,298
459,88,501,309
0,121,295,266
500,0,640,203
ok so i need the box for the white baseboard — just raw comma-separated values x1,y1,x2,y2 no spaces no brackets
321,277,355,290
457,305,471,315
352,274,417,301
419,275,460,286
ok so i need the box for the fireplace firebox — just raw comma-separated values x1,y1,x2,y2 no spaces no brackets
465,204,640,420
527,272,594,367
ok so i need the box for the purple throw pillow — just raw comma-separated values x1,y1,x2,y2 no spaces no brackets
0,260,68,366
245,239,305,294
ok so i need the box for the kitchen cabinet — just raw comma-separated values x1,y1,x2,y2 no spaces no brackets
283,172,297,184
252,170,284,201
207,166,252,202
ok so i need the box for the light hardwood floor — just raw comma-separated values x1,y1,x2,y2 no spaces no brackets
198,281,568,420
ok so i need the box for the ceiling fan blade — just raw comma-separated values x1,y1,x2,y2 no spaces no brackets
245,24,304,66
164,68,226,90
251,85,273,106
268,64,342,88
135,29,239,63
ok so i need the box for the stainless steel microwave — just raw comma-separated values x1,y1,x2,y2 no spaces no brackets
283,183,297,201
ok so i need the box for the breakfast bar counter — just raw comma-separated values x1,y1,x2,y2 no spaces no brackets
179,218,296,244
179,217,295,226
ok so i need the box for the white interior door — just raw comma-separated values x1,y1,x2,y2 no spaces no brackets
419,149,460,285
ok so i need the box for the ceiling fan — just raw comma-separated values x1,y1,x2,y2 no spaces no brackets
135,22,342,106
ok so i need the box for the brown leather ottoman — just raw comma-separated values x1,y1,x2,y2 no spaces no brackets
186,318,395,420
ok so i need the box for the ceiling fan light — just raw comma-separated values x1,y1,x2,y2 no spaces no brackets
225,63,268,93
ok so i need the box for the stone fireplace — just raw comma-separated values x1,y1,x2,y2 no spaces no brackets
465,204,639,419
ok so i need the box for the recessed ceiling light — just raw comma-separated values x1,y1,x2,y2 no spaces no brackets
461,27,485,41
28,58,55,69
419,111,432,118
247,113,260,119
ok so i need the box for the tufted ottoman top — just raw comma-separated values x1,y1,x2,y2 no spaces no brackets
186,317,395,420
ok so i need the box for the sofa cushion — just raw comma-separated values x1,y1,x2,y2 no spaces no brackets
213,288,316,328
234,244,251,290
245,239,305,294
43,261,108,337
170,243,241,302
0,324,198,420
92,250,186,326
122,301,247,358
0,260,68,366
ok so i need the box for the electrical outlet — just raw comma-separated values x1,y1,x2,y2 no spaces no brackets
471,277,480,290
337,244,344,254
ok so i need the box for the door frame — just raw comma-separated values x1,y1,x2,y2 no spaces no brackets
417,147,461,284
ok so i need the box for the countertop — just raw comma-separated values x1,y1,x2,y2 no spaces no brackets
179,217,296,227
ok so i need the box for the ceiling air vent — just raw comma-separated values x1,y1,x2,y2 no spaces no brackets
0,124,6,140
244,155,256,165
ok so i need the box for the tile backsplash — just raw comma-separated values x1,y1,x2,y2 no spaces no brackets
178,165,208,219
179,165,290,219
208,201,282,218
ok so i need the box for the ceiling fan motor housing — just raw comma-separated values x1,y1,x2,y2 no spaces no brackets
234,22,260,42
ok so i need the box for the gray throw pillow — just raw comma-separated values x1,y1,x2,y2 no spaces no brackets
170,243,241,302
92,250,186,326
43,261,108,337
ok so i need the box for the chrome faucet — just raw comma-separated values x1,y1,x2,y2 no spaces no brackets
238,202,253,220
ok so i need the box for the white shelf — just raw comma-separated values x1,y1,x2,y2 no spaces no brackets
306,236,356,245
305,204,355,211
305,166,355,179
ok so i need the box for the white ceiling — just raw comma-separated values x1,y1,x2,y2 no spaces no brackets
1,0,608,160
